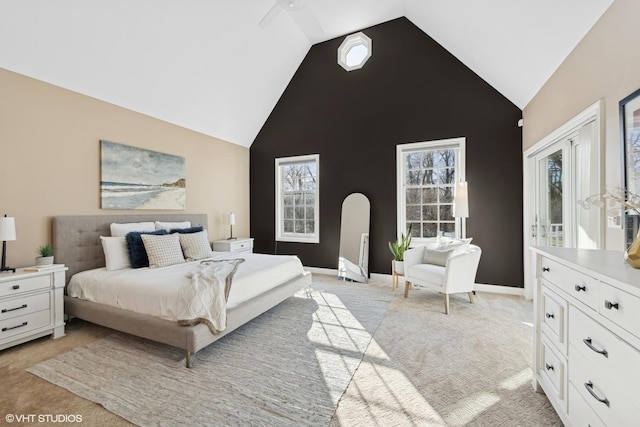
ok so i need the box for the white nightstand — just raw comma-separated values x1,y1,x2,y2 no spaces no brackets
0,265,67,350
213,238,254,254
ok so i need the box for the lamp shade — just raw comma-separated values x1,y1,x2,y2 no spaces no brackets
0,216,16,241
228,212,236,226
453,182,469,218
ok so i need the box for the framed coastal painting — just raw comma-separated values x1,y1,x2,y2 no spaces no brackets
100,140,186,210
621,88,640,245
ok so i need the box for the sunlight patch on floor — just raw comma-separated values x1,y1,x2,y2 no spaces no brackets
499,368,532,391
441,392,501,426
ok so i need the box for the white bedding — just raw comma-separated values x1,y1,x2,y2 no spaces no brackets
67,252,305,322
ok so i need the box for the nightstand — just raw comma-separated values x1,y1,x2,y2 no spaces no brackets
0,265,67,350
213,238,254,254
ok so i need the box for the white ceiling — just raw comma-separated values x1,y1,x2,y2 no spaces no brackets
0,0,614,147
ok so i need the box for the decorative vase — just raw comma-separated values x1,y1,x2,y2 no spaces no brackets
35,256,54,266
625,229,640,269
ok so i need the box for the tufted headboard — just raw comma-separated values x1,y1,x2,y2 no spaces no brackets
53,214,208,285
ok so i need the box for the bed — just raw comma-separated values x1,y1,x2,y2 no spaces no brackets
54,214,312,367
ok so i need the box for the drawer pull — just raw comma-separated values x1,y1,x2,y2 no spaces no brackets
583,337,608,357
584,381,610,407
2,321,28,332
12,285,20,290
604,300,619,310
545,312,555,319
545,363,554,371
542,267,550,272
1,304,27,313
574,284,586,292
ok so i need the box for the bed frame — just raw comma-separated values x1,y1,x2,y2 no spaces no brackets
53,214,312,368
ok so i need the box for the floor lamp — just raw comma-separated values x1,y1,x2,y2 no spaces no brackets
454,182,469,238
0,215,17,273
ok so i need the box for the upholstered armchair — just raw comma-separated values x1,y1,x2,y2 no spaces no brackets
403,243,481,314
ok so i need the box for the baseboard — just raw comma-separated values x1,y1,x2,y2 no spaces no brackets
304,266,524,296
474,283,525,296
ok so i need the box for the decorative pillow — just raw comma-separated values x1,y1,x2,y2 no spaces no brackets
179,230,214,260
170,225,204,234
100,236,131,270
110,222,155,237
423,248,455,267
125,230,168,268
438,238,473,257
154,221,191,231
141,233,186,268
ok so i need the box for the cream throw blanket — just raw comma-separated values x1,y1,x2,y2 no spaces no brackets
177,259,244,333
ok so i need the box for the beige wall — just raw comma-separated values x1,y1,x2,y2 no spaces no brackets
0,68,249,268
523,0,640,249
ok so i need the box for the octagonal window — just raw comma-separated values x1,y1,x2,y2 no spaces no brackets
338,32,372,71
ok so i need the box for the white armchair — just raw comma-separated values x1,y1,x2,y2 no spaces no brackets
403,244,481,314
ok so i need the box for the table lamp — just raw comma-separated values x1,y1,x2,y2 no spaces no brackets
0,215,17,273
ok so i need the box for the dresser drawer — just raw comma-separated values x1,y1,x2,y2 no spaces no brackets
0,309,51,340
540,336,566,401
570,344,640,426
229,240,253,252
568,383,605,427
541,285,567,352
599,282,640,341
569,306,640,385
540,257,599,310
0,275,50,298
0,292,50,321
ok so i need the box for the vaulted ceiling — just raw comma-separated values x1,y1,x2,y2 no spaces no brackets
0,0,613,147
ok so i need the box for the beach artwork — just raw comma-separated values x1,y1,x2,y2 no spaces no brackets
100,140,186,210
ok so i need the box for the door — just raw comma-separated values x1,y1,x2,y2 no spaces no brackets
534,142,572,249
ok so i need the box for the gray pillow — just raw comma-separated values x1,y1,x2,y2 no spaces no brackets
423,248,454,267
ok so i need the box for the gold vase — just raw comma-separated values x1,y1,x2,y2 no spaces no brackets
624,229,640,269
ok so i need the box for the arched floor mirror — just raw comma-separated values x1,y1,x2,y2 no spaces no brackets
338,193,370,283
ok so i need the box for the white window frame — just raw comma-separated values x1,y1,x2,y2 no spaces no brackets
275,154,320,243
396,137,466,246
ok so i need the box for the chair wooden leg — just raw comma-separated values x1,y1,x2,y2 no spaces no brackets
444,294,450,315
468,291,474,304
404,281,411,298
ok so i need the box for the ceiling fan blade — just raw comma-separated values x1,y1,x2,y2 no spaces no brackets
259,3,282,29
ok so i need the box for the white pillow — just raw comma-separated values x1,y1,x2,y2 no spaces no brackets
438,238,473,256
179,230,214,260
100,236,131,270
110,222,155,237
141,233,185,268
155,221,191,231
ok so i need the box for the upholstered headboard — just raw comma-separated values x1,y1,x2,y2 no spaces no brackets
53,214,208,284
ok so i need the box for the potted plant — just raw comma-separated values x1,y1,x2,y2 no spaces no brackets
389,224,412,275
35,244,54,266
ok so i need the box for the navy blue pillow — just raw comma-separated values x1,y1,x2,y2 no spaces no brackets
125,230,168,268
170,226,204,234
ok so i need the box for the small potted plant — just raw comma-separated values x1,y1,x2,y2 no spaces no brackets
389,224,412,275
35,244,54,266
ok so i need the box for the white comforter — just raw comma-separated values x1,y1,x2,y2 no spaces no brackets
67,252,305,323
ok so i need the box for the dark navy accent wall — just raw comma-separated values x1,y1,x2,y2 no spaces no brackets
250,17,524,287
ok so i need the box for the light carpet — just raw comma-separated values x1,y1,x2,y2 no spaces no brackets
27,283,393,427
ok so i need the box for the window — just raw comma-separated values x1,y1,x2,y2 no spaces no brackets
397,138,466,243
276,154,319,243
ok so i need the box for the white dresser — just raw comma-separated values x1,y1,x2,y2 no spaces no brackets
532,247,640,426
213,237,254,254
0,265,67,350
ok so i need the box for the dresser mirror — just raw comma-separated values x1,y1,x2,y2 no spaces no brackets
338,193,370,283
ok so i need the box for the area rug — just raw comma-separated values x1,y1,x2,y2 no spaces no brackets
27,283,393,426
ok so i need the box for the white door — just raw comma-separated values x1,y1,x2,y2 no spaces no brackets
534,143,572,248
